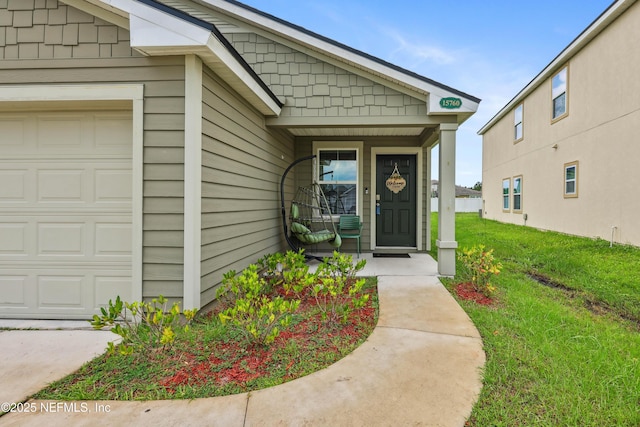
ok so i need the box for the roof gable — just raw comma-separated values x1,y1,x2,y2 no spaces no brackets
157,0,480,121
74,0,479,122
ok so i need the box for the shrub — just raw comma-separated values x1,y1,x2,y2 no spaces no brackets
218,264,300,346
312,251,368,324
258,250,312,298
90,295,197,355
458,244,502,296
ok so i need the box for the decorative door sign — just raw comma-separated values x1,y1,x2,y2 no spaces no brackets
385,163,406,194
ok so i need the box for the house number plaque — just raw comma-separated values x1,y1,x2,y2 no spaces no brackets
385,163,406,194
439,97,462,109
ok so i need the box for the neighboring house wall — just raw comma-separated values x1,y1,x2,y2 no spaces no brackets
0,2,187,304
482,1,640,246
199,66,294,305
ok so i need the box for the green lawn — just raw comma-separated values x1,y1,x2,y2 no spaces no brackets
433,213,640,426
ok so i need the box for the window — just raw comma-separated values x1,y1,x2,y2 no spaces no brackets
552,66,568,120
502,178,510,211
514,104,523,141
513,176,523,212
317,149,358,215
564,161,578,198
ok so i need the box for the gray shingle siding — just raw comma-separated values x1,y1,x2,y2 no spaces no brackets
227,33,427,119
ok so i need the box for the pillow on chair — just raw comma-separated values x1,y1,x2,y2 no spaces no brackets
290,221,310,234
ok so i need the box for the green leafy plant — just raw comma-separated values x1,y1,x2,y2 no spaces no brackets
218,264,300,346
258,250,311,297
90,295,197,355
312,251,368,324
458,244,502,296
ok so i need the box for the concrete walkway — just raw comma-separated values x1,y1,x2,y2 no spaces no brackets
0,253,485,427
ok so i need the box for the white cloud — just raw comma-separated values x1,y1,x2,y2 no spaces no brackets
382,28,457,67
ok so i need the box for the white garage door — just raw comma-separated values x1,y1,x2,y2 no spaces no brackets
0,110,133,319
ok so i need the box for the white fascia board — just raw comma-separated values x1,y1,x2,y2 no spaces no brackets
478,0,634,135
128,14,210,49
99,0,281,116
200,0,479,109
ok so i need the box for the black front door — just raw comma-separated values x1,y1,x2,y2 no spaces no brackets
376,155,416,247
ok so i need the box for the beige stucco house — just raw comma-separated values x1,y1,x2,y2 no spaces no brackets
0,0,479,319
479,0,640,247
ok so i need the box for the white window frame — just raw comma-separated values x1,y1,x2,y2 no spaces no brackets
513,175,523,213
502,178,511,212
514,103,523,142
552,66,569,121
313,141,363,217
564,161,579,198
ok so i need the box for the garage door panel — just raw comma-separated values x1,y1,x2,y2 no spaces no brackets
0,275,28,306
37,169,85,203
95,168,132,202
38,275,86,307
94,275,132,308
0,169,28,201
1,163,131,209
0,267,132,317
38,223,86,256
95,113,134,151
0,222,28,255
0,216,130,261
0,116,32,149
1,112,132,156
95,222,132,256
0,110,133,319
37,116,84,150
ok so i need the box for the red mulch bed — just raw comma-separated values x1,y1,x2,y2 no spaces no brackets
454,282,494,306
157,284,378,394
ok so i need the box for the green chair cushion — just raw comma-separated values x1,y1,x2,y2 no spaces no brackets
290,221,310,234
291,222,341,245
291,203,300,219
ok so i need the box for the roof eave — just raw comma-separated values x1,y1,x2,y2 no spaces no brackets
94,0,282,116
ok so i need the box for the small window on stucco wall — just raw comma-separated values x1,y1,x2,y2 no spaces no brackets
513,175,523,212
564,161,578,198
514,104,523,142
502,178,510,211
552,66,568,121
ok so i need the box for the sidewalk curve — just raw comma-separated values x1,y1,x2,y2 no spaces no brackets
1,265,485,426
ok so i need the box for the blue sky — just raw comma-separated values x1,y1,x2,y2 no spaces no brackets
237,0,614,187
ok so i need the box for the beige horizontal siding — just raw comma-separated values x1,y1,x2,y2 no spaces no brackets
200,66,294,305
202,210,281,231
144,164,185,181
144,130,185,148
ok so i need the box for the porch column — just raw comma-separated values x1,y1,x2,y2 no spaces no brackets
437,123,458,276
425,146,432,252
183,55,203,310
